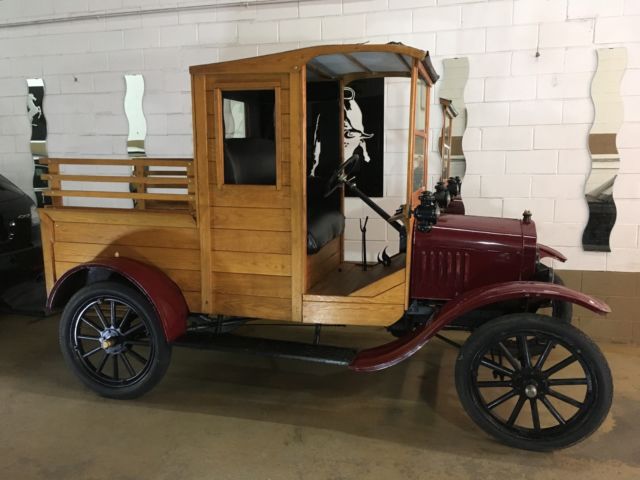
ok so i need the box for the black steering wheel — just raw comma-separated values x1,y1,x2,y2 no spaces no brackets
324,154,361,197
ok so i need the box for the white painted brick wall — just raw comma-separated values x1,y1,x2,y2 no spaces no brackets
0,0,639,271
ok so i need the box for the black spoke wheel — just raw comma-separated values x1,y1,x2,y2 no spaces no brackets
59,282,171,399
455,314,612,451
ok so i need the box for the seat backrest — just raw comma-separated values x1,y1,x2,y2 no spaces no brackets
224,138,276,185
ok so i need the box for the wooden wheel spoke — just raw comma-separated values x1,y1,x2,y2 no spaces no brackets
123,323,146,339
109,300,116,327
486,389,517,410
77,335,100,342
547,388,584,409
544,355,577,377
81,317,102,334
120,353,137,378
113,355,119,380
480,358,514,377
127,348,148,365
476,380,512,388
518,335,532,369
82,346,102,359
547,378,588,386
497,341,521,370
534,340,555,370
93,304,108,329
530,398,541,431
541,396,566,425
96,353,109,374
506,395,526,426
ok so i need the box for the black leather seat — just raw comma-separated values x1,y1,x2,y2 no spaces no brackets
306,176,344,254
224,138,276,185
223,138,344,254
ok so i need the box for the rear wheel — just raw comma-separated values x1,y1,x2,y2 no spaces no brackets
59,281,171,399
455,314,612,451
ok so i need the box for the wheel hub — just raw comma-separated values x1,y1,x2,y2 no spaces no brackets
100,328,125,354
524,384,538,399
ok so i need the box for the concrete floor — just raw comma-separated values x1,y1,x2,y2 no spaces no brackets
1,314,639,480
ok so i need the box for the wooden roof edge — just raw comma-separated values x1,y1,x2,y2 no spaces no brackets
189,43,434,77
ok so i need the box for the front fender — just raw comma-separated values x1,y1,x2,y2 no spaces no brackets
538,243,567,263
48,257,188,342
350,281,609,372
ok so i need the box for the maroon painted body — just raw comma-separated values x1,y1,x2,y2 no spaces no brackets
538,243,567,263
351,280,611,372
446,197,465,215
48,257,188,342
410,214,537,301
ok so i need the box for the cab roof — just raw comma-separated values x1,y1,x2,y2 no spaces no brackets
189,43,439,84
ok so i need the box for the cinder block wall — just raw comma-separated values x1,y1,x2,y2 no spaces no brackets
1,0,639,341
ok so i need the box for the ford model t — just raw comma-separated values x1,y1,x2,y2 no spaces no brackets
38,44,612,451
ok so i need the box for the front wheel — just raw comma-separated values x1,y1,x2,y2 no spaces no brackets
455,314,612,451
59,281,171,399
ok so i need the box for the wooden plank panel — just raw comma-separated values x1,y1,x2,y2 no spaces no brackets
42,208,196,228
54,222,199,250
205,74,290,89
210,185,291,209
55,261,201,293
184,291,202,313
212,251,291,276
303,301,404,326
215,293,291,321
351,269,406,297
213,273,291,298
306,237,340,289
304,284,405,305
212,229,290,254
54,242,201,271
212,206,291,231
39,211,56,294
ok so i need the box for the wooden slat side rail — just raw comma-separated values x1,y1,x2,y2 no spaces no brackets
44,190,194,202
42,158,193,167
42,174,191,185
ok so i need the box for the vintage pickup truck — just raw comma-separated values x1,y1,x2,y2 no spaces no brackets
38,43,612,451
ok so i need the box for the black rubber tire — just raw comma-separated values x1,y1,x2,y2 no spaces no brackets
455,314,613,451
551,274,573,323
59,281,171,399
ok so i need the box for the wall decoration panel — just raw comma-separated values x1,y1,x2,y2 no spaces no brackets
582,48,626,252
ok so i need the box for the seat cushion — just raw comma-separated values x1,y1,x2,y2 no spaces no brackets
307,209,345,254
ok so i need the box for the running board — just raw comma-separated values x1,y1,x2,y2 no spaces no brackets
172,332,357,367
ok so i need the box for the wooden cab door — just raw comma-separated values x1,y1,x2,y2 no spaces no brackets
193,71,300,321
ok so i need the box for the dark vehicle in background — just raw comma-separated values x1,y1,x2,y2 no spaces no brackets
0,174,46,314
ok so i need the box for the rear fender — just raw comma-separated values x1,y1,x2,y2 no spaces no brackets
47,257,188,342
350,281,609,372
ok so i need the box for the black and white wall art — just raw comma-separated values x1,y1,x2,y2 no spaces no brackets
307,78,385,198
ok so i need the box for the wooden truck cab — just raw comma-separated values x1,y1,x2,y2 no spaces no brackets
41,43,438,329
